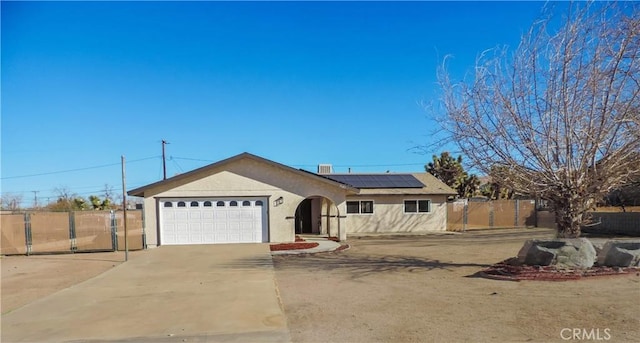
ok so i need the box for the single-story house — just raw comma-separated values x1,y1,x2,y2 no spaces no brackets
128,152,456,246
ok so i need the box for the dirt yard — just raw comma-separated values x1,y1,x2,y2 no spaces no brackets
273,228,640,343
1,251,125,314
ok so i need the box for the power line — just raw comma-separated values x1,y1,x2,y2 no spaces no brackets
171,156,216,163
1,156,160,180
169,156,184,173
170,156,425,168
333,163,426,168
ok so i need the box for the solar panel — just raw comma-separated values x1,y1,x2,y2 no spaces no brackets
326,174,424,189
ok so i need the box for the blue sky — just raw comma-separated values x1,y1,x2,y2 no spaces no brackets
2,1,552,207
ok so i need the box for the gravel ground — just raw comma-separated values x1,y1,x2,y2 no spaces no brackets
273,228,640,343
1,251,125,314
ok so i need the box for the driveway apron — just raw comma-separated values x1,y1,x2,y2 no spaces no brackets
1,244,290,343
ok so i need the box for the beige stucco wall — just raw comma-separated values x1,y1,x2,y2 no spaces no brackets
345,194,448,233
140,158,350,246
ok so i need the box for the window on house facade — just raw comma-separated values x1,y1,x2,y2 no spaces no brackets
346,200,374,214
404,200,431,213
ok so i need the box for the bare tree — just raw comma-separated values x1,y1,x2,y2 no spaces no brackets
1,193,24,211
435,2,640,237
48,186,87,211
102,184,115,201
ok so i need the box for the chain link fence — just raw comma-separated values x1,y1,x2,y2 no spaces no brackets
1,210,144,255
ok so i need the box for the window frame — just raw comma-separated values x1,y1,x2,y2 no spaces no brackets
346,200,375,215
404,199,432,214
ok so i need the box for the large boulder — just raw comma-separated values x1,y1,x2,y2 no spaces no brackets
517,238,597,269
597,241,640,267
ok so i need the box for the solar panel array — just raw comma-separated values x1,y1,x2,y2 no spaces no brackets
326,174,424,189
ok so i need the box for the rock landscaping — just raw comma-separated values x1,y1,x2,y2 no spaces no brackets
597,241,640,267
517,238,597,269
480,257,639,281
480,238,640,281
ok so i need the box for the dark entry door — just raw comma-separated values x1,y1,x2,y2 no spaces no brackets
295,199,313,234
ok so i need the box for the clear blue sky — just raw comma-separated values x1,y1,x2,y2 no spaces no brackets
1,1,553,207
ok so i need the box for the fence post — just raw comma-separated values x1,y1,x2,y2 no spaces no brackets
110,210,118,251
141,209,147,249
515,199,520,228
24,212,32,256
462,200,468,232
534,198,539,228
489,202,494,227
69,211,77,252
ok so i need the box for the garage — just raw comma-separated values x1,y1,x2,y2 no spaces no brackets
160,198,268,245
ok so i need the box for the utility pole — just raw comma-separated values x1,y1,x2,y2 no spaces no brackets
162,139,169,180
121,155,129,262
32,191,39,209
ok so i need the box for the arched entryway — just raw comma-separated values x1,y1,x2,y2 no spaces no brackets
294,196,340,237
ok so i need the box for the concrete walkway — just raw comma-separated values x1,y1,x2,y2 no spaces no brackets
1,244,290,343
270,236,343,255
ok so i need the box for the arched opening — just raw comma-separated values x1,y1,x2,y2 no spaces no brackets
294,196,340,237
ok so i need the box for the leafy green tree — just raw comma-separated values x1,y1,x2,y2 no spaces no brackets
73,197,88,210
458,174,480,199
46,187,89,211
426,152,479,198
89,195,114,210
480,165,516,200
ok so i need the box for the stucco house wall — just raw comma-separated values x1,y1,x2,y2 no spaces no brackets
130,153,456,246
345,194,449,233
138,157,352,247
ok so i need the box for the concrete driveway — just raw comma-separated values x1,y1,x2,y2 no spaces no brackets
1,244,290,343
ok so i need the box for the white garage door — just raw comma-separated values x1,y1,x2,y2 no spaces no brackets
160,198,267,245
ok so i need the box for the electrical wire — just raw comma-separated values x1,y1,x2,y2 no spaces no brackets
1,156,160,180
169,156,425,169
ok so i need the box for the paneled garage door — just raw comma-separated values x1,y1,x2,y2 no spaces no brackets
160,198,268,245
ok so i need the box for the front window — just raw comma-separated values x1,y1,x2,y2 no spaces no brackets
347,200,374,214
404,200,431,213
360,201,374,214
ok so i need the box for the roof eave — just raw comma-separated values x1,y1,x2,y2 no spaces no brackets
127,152,360,197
